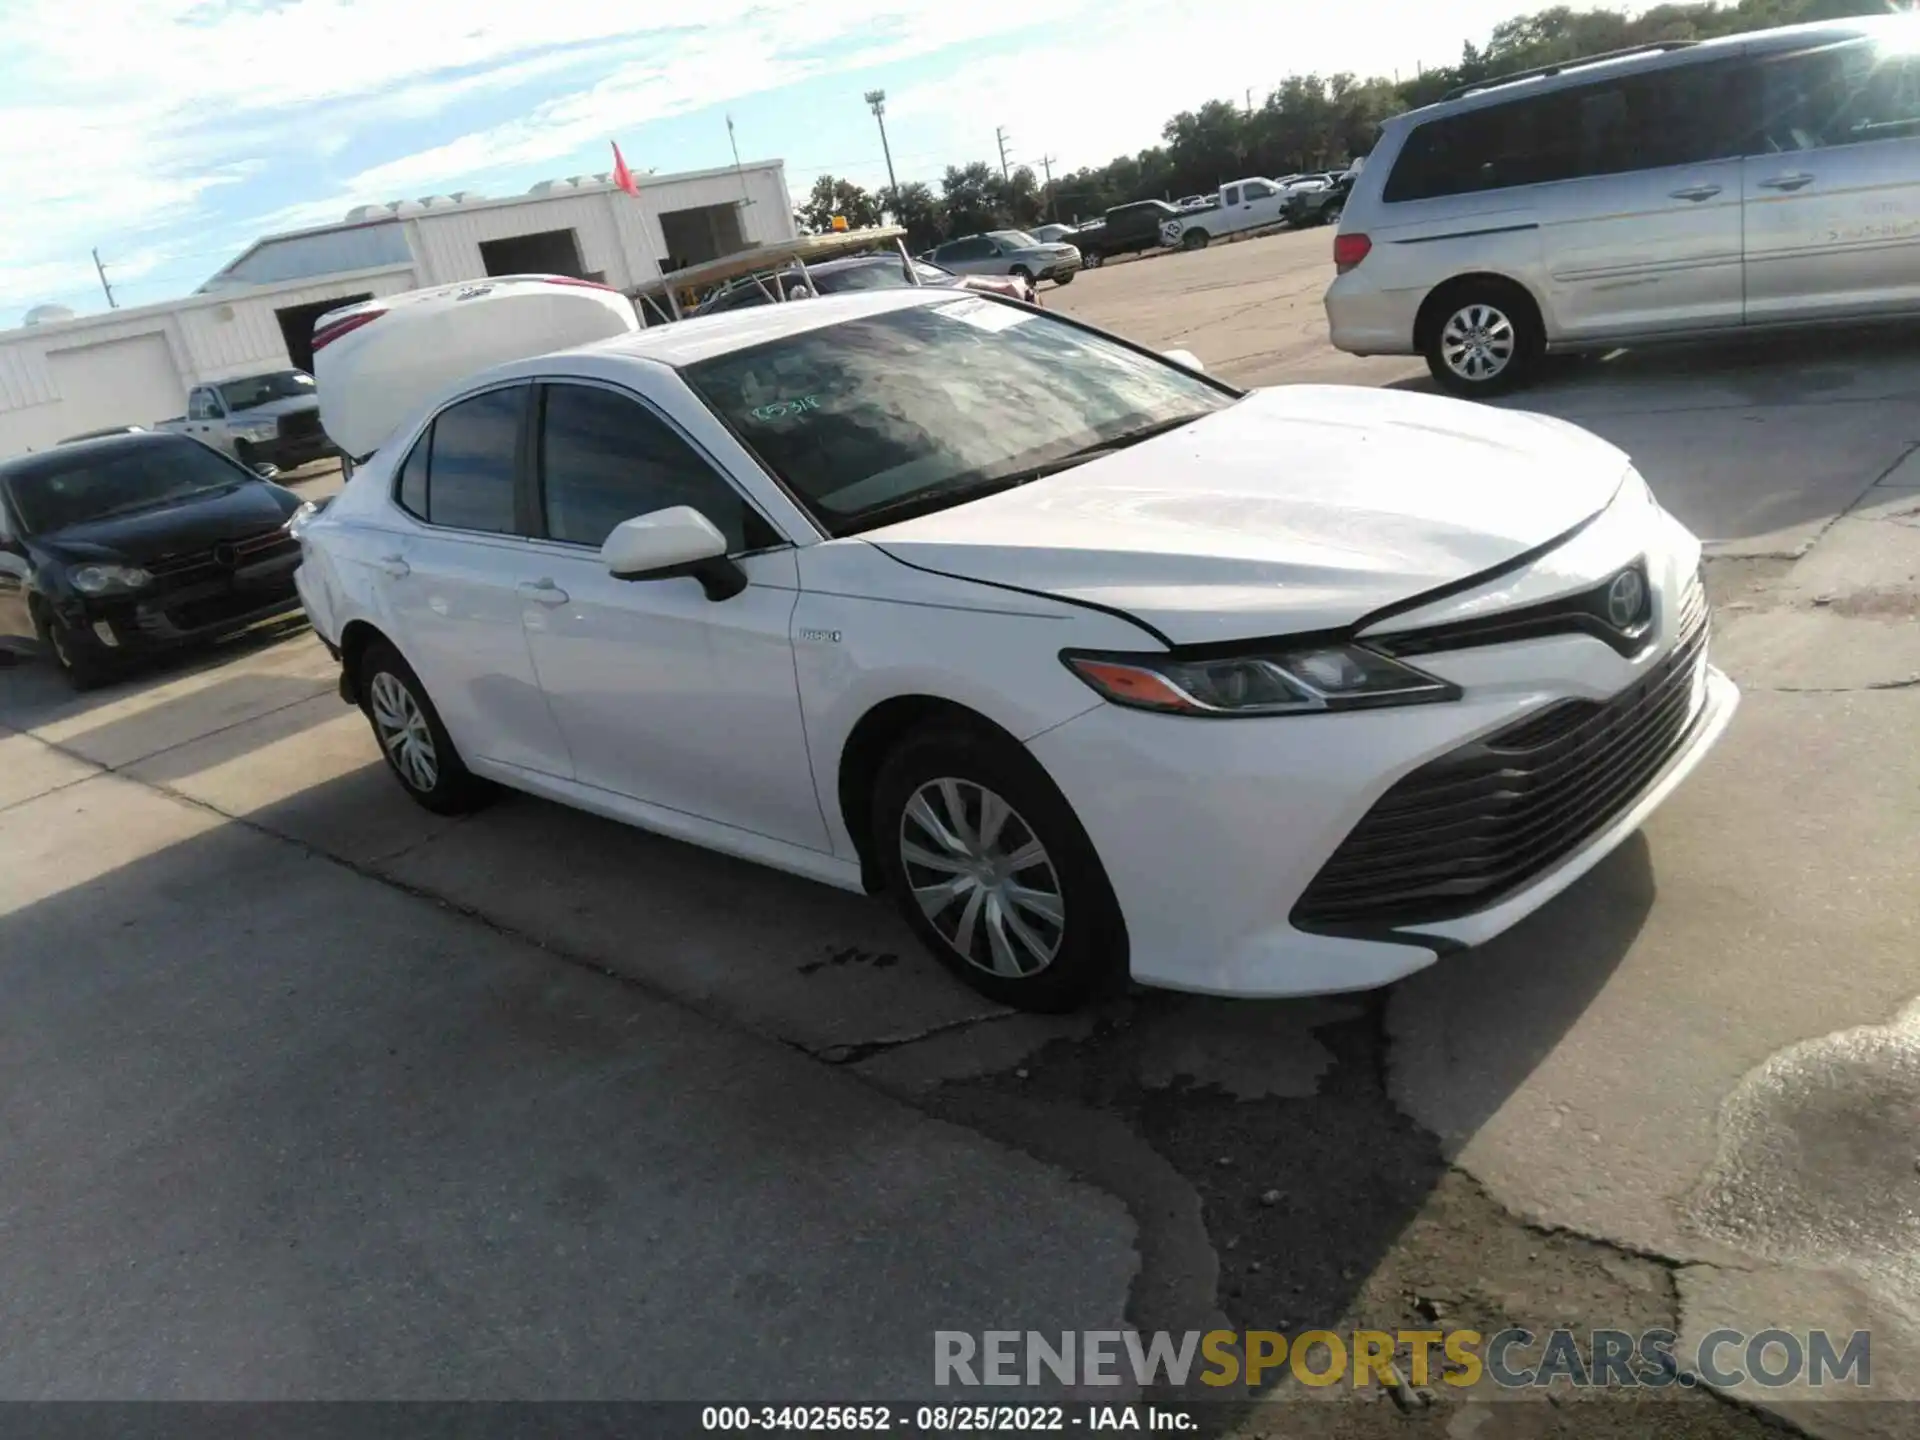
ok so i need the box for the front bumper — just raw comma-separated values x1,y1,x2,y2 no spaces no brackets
1038,258,1081,281
1026,550,1737,998
68,552,305,652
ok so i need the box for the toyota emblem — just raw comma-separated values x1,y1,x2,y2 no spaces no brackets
1605,568,1647,630
212,541,239,569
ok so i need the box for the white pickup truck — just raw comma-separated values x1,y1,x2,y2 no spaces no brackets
156,369,338,473
1158,175,1323,250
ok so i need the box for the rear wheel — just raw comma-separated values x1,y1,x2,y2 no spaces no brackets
1181,229,1210,250
1420,280,1543,398
356,639,493,815
1082,250,1104,269
873,724,1127,1012
1053,271,1074,286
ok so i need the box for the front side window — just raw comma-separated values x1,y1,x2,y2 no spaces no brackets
1244,181,1275,199
422,386,522,534
538,383,770,552
189,390,218,420
1751,37,1920,152
684,298,1236,537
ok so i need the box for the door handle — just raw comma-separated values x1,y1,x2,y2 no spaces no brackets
1759,172,1815,192
378,554,410,579
1669,184,1722,202
517,578,570,606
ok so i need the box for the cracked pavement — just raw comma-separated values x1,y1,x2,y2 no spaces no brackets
3,229,1917,1430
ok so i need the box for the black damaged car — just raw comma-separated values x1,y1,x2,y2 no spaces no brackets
0,432,314,689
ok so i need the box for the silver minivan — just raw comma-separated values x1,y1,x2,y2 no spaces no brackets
1326,16,1920,395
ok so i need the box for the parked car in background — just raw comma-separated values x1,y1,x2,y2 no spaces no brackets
930,231,1081,285
0,431,312,688
1158,176,1293,249
60,425,148,444
156,369,337,472
1327,14,1920,396
1283,171,1355,227
1072,199,1185,266
294,284,1736,1012
1029,223,1080,245
694,254,1036,315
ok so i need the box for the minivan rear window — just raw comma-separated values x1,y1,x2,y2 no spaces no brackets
1382,57,1753,203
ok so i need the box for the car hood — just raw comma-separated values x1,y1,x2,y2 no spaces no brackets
38,481,301,565
863,386,1630,646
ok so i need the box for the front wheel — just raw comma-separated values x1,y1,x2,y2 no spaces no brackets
35,604,111,691
1053,271,1074,286
873,726,1127,1012
357,640,493,815
1011,265,1033,282
1422,284,1543,398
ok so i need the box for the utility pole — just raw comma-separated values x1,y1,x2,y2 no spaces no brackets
995,126,1012,183
92,248,118,309
1246,88,1253,117
865,90,899,203
1039,155,1058,221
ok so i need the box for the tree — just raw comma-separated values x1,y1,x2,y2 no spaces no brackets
941,162,1002,237
799,174,881,233
880,182,944,251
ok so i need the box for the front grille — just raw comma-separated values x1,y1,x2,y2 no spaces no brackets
145,527,297,579
278,409,323,441
1292,574,1710,931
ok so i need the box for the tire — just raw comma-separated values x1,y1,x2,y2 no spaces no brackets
1322,206,1343,227
1181,229,1210,250
872,724,1127,1012
234,439,257,469
1082,250,1104,269
1420,280,1543,398
1053,271,1074,286
355,639,493,815
1011,265,1033,282
33,601,111,691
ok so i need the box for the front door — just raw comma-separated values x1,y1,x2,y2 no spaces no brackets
515,380,828,850
1741,35,1920,326
380,384,575,778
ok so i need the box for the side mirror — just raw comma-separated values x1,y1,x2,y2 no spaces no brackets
253,462,281,479
601,505,747,602
1163,348,1206,374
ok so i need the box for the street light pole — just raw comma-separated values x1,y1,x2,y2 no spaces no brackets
865,89,899,203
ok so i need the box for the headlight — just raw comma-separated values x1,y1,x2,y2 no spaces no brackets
285,500,320,540
236,419,279,439
69,563,153,595
1062,644,1459,716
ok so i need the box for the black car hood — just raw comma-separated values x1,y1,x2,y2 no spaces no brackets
38,481,301,565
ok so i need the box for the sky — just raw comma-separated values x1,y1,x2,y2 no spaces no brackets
0,0,1557,321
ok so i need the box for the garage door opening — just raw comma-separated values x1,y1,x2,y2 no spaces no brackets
277,293,372,375
659,204,747,269
479,230,601,283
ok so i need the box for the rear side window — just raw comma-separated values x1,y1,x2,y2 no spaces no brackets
1751,37,1920,152
1384,58,1752,202
421,386,523,534
395,433,429,518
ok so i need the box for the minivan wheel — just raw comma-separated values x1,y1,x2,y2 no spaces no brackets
873,725,1127,1013
357,639,493,815
1422,283,1542,397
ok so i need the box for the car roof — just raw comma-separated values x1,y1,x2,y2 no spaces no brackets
569,288,963,369
0,431,199,480
1398,16,1893,124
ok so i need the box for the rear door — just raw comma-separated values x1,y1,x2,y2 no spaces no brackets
380,383,576,779
0,491,30,645
1531,56,1752,341
1741,33,1920,325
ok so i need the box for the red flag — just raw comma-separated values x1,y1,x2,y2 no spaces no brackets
611,142,640,198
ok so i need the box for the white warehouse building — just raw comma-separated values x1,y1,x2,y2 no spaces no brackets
0,159,796,458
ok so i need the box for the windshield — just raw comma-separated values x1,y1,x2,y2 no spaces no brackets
219,370,315,412
683,298,1235,536
8,440,246,533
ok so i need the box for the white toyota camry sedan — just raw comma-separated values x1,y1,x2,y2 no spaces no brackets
294,285,1738,1011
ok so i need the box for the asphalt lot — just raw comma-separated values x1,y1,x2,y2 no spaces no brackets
3,232,1918,1432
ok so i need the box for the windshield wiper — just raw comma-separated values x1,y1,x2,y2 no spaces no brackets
976,411,1213,490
